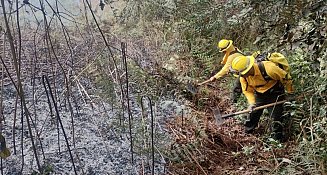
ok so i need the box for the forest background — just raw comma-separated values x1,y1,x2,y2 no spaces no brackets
0,0,326,174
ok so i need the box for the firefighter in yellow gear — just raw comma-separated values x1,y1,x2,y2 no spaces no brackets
230,55,294,141
202,39,244,103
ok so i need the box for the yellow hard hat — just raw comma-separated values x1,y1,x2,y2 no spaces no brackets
230,56,255,75
218,39,233,52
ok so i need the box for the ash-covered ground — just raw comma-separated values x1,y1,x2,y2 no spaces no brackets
1,75,189,174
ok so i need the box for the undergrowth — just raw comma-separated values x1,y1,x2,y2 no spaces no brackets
96,0,327,174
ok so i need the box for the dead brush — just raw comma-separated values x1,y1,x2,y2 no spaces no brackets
165,84,297,174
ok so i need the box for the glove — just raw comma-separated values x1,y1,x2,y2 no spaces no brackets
285,81,295,94
247,104,256,113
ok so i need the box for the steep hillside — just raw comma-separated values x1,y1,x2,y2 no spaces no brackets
114,0,326,174
0,0,326,174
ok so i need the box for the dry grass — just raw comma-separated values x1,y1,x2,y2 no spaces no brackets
164,84,296,175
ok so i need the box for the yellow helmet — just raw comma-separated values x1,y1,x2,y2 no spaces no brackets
218,39,233,52
230,56,255,75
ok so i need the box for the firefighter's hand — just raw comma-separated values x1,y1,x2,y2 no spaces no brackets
209,76,216,82
247,104,256,113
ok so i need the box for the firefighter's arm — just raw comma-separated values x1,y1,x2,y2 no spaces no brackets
212,56,233,80
240,77,256,105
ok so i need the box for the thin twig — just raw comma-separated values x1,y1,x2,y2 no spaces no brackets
182,145,207,175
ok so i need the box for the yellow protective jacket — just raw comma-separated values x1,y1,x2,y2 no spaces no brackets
240,61,294,105
213,48,243,79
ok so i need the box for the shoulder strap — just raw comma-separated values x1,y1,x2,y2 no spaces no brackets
239,75,249,91
258,62,271,81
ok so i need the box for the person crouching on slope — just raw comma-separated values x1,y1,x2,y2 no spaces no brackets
229,55,294,141
201,39,244,103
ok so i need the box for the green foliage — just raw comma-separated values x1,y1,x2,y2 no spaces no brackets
167,0,327,173
284,44,326,175
242,145,255,156
120,0,176,24
128,61,170,98
173,0,245,55
91,56,117,104
190,49,216,78
283,37,326,173
31,164,54,175
118,0,327,173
